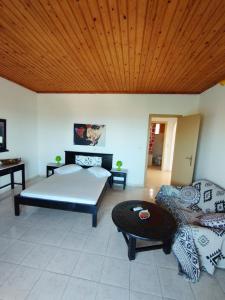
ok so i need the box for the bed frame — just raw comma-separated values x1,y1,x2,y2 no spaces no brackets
14,151,113,227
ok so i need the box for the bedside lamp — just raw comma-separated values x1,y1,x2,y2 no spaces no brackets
55,155,62,165
116,160,123,171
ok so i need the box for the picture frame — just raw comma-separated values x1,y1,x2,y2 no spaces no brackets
74,123,106,146
0,119,8,152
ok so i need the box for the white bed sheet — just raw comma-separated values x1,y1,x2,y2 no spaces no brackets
21,169,108,205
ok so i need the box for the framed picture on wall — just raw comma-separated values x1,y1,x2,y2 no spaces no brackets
74,124,106,146
0,119,8,152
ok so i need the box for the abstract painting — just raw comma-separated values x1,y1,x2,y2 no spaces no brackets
74,124,106,146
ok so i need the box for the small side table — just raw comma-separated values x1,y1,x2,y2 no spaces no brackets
112,200,177,260
110,168,127,190
46,163,64,177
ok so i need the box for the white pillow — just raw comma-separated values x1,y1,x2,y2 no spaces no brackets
87,166,111,178
55,164,82,175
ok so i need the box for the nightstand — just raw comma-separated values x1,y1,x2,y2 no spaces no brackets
110,168,128,190
46,163,64,177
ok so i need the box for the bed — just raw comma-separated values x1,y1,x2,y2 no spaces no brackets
14,151,113,227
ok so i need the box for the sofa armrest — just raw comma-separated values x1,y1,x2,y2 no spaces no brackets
189,223,225,274
156,185,181,201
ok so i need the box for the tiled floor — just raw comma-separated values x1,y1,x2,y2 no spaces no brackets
0,181,224,300
146,167,171,193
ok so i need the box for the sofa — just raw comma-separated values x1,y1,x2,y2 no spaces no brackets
156,179,225,282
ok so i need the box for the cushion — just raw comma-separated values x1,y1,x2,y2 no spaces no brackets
192,180,225,213
199,213,225,229
87,166,111,178
55,164,82,175
180,209,203,225
180,186,200,204
156,185,181,200
75,155,102,167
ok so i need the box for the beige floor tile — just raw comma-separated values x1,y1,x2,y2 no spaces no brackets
40,228,68,246
153,249,177,269
158,267,195,300
100,257,130,288
22,244,58,269
0,237,15,256
96,283,129,300
20,226,47,244
132,247,156,265
61,231,88,251
0,240,34,264
73,252,104,282
146,167,171,192
0,261,17,285
71,213,94,234
46,248,80,275
83,231,111,255
0,265,41,300
0,223,30,240
27,271,68,300
62,277,98,300
130,290,163,300
191,272,225,300
215,268,225,293
130,262,162,296
106,230,128,260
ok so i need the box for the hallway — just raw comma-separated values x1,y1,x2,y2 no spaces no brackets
146,166,171,197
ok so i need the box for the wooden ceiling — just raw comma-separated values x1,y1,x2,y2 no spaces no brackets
0,0,225,94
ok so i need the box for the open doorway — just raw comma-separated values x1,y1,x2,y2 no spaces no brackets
146,116,178,194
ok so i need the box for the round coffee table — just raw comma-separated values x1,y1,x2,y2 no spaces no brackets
112,200,177,260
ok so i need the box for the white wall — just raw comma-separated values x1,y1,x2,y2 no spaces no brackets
0,78,38,192
37,94,199,186
195,84,225,187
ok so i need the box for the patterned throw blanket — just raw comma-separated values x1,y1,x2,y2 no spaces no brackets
156,194,225,282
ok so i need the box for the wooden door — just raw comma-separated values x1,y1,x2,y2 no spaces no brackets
171,114,201,185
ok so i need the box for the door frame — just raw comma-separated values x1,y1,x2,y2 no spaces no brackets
144,114,182,187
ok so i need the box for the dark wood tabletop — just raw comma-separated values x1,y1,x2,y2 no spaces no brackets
112,200,177,241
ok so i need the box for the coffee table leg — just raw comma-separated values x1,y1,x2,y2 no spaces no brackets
163,238,172,254
128,236,136,260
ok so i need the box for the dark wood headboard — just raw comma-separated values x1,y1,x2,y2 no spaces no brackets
65,151,113,171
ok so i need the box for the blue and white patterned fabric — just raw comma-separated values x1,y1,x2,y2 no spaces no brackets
199,213,225,229
192,180,225,213
156,194,200,282
75,155,102,167
156,185,181,200
156,180,225,282
180,186,200,204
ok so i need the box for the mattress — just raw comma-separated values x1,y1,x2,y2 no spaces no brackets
21,169,108,205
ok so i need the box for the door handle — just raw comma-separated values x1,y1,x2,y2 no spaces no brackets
185,155,192,166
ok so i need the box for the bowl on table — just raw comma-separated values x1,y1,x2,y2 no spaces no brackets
0,158,21,166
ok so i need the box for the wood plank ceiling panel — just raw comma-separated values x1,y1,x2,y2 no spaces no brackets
0,0,225,93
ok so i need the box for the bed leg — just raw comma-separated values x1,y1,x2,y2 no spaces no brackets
92,212,97,227
14,197,20,216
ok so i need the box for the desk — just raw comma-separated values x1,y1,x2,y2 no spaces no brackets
0,162,25,190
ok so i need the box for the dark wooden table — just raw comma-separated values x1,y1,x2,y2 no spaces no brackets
112,200,177,260
110,168,127,189
0,162,25,190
